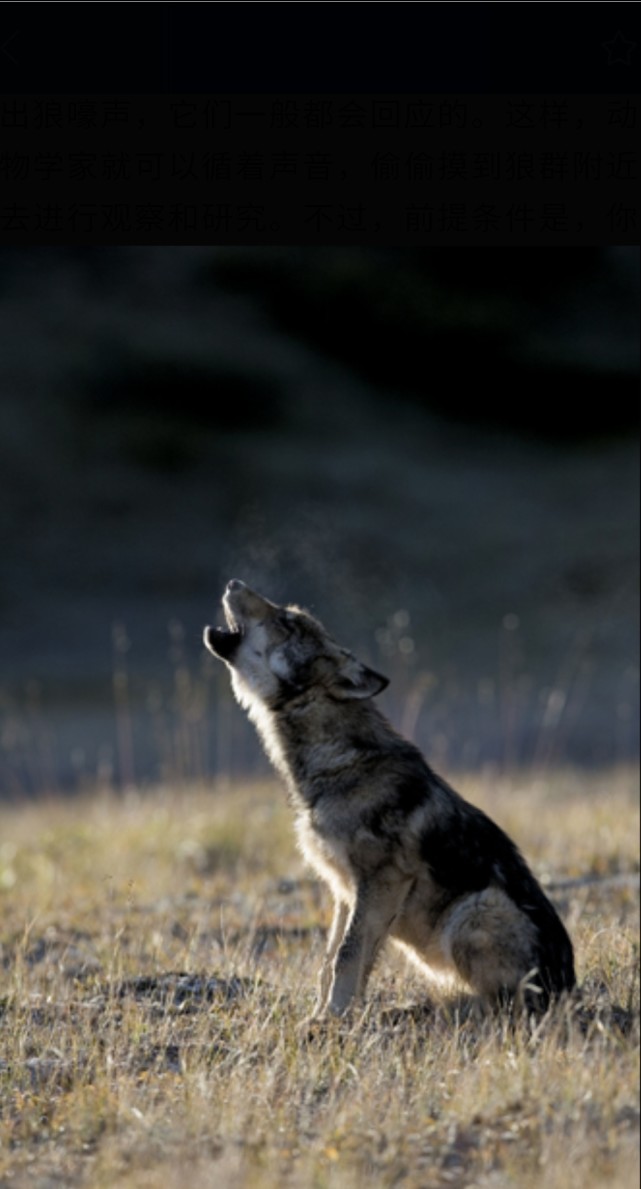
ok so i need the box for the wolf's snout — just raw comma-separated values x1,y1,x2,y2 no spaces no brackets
225,579,269,612
226,579,246,595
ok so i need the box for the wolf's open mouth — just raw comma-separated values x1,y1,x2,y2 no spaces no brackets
203,624,242,661
203,588,246,661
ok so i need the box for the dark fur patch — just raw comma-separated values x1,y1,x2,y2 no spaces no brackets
419,796,521,896
363,765,433,839
269,679,307,710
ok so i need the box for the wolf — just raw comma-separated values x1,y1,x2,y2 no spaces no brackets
204,580,575,1018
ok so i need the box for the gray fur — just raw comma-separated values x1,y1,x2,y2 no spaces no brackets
204,580,575,1017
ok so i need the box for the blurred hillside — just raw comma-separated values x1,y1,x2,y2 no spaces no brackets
0,247,638,792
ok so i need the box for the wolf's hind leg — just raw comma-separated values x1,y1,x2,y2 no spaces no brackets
440,888,540,1005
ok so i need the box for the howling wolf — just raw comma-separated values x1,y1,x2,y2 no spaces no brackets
204,580,575,1018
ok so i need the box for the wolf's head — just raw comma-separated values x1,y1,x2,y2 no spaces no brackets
204,580,389,710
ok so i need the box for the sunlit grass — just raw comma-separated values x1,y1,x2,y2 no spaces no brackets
0,769,638,1188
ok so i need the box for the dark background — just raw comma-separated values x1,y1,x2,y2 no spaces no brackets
0,245,638,795
0,5,639,94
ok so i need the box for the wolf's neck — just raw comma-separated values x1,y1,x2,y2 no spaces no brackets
241,696,291,780
247,693,393,807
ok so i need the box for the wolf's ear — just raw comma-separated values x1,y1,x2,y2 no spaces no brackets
328,657,389,701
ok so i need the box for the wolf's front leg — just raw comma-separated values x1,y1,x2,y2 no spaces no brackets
313,899,349,1018
327,879,408,1016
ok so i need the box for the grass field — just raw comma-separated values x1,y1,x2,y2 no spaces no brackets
0,767,638,1188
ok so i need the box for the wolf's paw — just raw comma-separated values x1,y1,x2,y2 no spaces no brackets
298,1011,357,1043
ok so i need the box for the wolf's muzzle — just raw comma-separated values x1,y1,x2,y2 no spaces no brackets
226,579,246,595
224,580,273,619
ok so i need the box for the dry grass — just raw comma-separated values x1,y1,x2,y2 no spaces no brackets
0,767,638,1188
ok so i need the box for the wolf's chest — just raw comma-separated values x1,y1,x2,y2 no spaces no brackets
294,811,356,903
